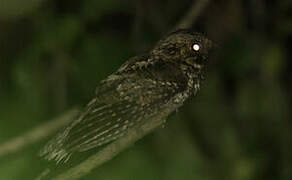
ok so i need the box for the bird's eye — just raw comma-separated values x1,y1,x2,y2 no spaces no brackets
192,43,200,52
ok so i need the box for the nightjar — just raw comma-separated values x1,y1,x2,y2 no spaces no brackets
40,29,213,163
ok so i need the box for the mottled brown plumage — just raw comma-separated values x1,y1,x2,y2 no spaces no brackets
40,29,213,163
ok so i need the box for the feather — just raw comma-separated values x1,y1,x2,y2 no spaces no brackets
40,63,185,163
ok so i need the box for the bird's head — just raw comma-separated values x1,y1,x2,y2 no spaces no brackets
151,29,213,70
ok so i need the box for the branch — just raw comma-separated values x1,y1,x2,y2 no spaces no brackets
0,108,79,158
175,0,210,29
51,112,168,180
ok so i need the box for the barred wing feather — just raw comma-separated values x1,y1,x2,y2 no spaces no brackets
40,72,183,163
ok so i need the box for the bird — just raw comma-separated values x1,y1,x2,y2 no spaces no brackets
40,29,213,164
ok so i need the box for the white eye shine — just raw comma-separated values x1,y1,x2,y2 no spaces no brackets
192,43,200,51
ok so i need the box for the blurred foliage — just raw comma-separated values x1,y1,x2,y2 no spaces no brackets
0,0,291,180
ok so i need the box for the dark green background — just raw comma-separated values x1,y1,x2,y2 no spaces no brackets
0,0,291,179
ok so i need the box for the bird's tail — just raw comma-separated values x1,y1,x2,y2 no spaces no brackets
39,127,72,164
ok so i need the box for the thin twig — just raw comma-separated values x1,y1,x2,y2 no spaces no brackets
0,108,79,158
175,0,210,30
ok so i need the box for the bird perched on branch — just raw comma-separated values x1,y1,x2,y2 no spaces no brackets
40,29,213,163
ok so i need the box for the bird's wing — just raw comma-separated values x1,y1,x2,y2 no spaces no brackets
40,62,187,164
